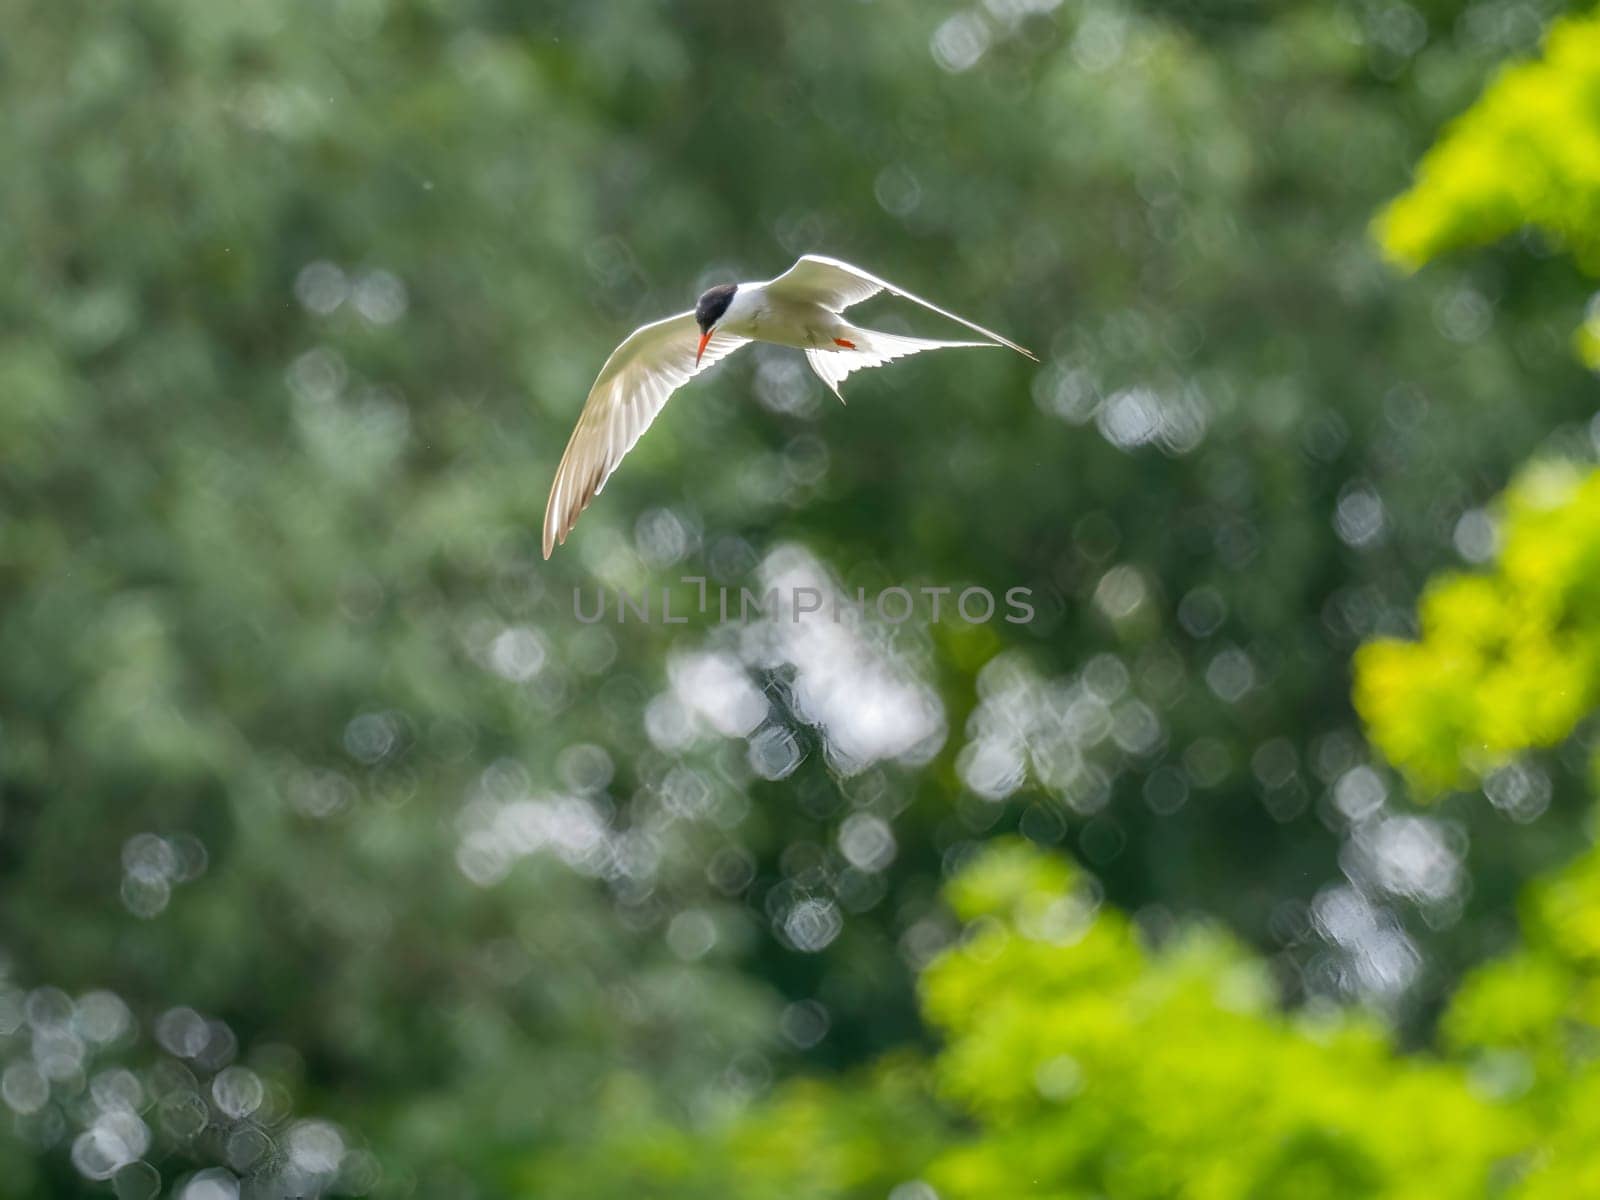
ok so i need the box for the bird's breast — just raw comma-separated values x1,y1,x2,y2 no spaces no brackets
723,291,835,350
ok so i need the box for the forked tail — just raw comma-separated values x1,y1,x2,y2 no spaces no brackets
804,327,997,402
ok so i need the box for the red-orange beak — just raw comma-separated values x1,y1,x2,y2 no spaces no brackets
695,328,713,367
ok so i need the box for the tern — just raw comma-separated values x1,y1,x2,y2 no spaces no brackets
542,254,1035,558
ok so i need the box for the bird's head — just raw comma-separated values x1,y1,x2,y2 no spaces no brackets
693,283,738,366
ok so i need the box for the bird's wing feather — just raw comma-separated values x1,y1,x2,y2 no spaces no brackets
805,330,995,401
543,311,749,558
762,255,887,312
764,254,1037,360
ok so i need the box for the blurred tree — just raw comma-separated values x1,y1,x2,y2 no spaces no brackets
1360,4,1600,801
526,835,1600,1198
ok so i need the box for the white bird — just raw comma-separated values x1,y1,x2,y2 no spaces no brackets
542,254,1035,558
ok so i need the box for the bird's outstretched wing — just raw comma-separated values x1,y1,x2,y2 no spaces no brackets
543,311,749,558
762,254,1037,360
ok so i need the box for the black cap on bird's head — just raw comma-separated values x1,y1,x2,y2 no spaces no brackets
693,283,737,365
694,283,737,333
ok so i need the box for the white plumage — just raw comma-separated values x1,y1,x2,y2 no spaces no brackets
542,254,1035,558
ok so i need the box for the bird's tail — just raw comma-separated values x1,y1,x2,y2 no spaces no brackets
805,328,995,403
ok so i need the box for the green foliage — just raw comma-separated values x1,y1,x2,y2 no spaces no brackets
1352,21,1600,1183
1356,462,1600,790
1375,8,1600,364
547,836,1600,1198
1440,838,1600,1200
920,841,1520,1199
1377,9,1600,274
517,1058,942,1200
1357,4,1600,796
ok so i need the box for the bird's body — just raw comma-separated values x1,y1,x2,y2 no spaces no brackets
717,286,850,350
542,254,1034,558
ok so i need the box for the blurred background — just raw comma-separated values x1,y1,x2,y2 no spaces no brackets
5,0,1600,1196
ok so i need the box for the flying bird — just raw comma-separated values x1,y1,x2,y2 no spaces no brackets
542,254,1035,558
